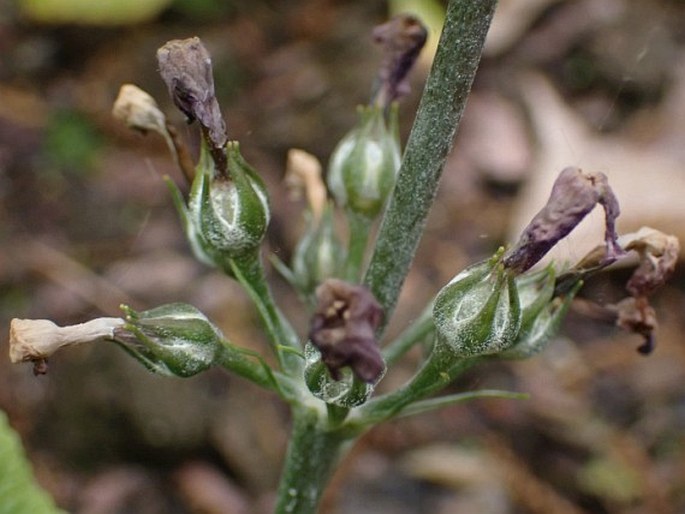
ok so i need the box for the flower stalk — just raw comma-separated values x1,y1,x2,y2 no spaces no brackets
364,0,499,327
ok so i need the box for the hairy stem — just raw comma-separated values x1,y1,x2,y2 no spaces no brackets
364,0,498,329
274,407,348,514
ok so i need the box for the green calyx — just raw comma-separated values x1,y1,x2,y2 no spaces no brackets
174,140,270,269
303,342,382,409
115,303,223,377
432,252,522,358
327,104,401,219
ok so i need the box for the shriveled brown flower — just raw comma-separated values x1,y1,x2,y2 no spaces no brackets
621,227,679,298
157,37,227,151
505,167,622,274
372,14,428,107
309,279,385,383
613,297,658,355
557,227,679,354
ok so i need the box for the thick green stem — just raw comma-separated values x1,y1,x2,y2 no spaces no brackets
364,0,498,329
274,407,348,514
229,256,303,376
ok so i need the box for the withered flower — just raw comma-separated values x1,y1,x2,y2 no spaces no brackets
614,297,658,354
309,279,385,383
615,227,679,354
504,167,622,274
157,37,227,152
9,317,125,374
622,227,679,298
372,14,428,107
556,227,679,355
284,149,327,222
112,84,168,135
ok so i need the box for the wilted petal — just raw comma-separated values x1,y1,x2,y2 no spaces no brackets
621,227,680,297
157,37,227,149
285,149,327,221
372,14,428,107
504,167,622,274
112,84,168,135
9,317,125,374
309,279,384,382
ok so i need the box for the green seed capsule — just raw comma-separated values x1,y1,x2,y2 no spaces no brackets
115,303,223,377
433,254,521,358
327,105,401,219
175,141,270,269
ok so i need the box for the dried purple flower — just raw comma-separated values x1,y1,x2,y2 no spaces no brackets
157,37,227,153
309,279,385,383
504,167,622,274
372,14,428,107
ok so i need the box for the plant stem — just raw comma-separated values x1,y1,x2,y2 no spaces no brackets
230,256,303,376
364,0,498,329
274,406,348,514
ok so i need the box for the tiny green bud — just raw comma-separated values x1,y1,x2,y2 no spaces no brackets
327,105,401,218
291,204,346,296
114,303,223,377
181,141,270,268
432,253,521,358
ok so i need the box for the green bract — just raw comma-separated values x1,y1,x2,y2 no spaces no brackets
327,104,401,219
432,253,521,358
115,303,223,377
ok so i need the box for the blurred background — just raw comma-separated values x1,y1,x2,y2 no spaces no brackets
1,0,684,513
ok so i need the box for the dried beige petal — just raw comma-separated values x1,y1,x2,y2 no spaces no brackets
9,317,124,364
112,84,168,135
285,149,327,221
621,227,680,297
